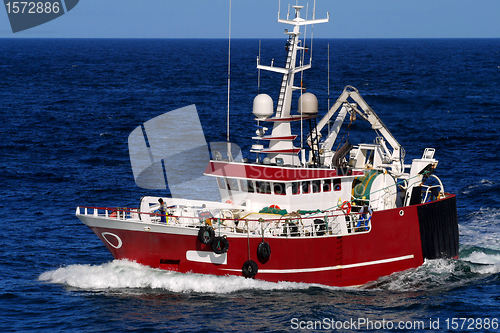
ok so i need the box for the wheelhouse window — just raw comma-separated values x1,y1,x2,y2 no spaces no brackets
256,181,271,194
217,178,226,189
333,179,342,191
323,179,331,192
239,180,248,192
312,180,321,193
245,180,255,193
301,181,310,194
227,178,239,191
273,182,286,195
292,182,300,195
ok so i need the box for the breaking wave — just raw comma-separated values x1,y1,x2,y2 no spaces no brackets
39,249,498,294
364,245,499,291
38,260,313,293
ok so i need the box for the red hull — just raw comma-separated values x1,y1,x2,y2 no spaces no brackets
81,195,457,287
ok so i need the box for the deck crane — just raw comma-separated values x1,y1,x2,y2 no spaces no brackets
307,85,405,174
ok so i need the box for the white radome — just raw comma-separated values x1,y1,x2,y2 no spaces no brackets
298,92,318,114
252,94,274,119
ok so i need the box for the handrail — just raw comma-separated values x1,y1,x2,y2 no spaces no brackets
76,205,365,223
76,205,372,237
429,174,445,194
421,184,442,203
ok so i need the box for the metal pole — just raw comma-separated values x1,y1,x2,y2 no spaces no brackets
226,0,232,143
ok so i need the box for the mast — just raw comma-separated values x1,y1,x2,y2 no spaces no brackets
257,5,328,118
254,4,329,166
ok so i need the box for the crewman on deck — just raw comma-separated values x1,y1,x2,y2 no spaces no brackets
158,198,167,223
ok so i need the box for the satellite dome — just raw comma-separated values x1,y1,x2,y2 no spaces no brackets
298,92,318,115
253,94,274,120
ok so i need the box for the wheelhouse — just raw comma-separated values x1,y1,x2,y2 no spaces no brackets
204,160,361,211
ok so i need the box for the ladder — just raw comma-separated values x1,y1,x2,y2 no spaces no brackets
276,38,295,117
309,117,321,167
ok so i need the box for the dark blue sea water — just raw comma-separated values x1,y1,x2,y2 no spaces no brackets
0,38,499,332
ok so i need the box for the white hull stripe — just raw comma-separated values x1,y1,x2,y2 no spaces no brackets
221,254,414,274
186,250,227,265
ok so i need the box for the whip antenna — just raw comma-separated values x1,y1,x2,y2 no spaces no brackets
226,0,232,160
226,0,232,143
258,40,261,93
299,2,309,164
310,0,316,63
328,43,331,110
327,43,331,134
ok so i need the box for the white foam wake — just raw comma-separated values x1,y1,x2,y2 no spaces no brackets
462,251,500,265
38,260,312,293
460,207,499,249
458,206,500,275
366,255,499,292
461,251,500,274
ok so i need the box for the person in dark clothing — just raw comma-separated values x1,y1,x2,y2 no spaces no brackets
158,198,167,223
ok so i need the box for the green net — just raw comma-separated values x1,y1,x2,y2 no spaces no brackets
259,206,288,215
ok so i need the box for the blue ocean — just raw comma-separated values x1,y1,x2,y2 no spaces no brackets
0,38,498,331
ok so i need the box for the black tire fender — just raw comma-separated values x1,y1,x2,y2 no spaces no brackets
242,260,258,278
257,241,271,263
198,226,214,245
211,235,229,254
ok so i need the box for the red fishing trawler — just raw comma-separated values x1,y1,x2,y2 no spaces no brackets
76,3,458,287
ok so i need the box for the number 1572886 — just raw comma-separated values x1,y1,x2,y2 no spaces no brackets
5,1,61,15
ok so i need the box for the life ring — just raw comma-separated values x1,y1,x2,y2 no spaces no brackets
211,235,229,254
242,260,258,278
257,241,271,263
314,219,326,236
340,201,352,215
198,226,215,245
269,204,281,210
109,210,117,218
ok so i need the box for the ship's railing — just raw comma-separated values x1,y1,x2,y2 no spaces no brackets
75,206,372,237
75,206,141,220
421,174,446,203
